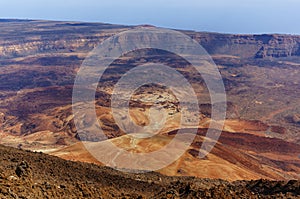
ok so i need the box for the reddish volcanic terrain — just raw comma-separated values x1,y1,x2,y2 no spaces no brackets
1,144,299,198
50,127,300,181
0,19,299,184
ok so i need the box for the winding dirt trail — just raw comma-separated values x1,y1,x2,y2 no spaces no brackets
261,106,294,122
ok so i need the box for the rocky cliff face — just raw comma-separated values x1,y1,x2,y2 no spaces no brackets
0,20,300,59
0,37,97,57
189,32,300,58
254,35,300,58
0,19,129,58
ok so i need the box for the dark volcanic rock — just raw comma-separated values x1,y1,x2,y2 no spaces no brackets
15,161,32,179
0,144,299,198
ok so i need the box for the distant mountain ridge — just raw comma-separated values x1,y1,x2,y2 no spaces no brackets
0,19,299,59
189,32,300,58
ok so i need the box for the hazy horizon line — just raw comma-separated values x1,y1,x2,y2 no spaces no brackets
1,17,300,36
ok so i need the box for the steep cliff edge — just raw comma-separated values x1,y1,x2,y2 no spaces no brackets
0,19,299,59
0,19,129,58
189,32,300,58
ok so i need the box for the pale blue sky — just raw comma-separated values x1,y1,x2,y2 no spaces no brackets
0,0,299,34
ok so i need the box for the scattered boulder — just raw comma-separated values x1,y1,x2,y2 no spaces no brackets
15,161,32,179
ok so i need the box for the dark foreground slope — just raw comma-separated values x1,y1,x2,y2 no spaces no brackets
0,144,299,199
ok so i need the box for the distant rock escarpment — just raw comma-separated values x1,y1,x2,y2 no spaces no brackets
0,19,129,58
254,35,300,58
189,32,300,58
0,19,299,59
